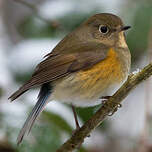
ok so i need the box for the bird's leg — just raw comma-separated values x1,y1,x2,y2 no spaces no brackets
71,105,80,131
101,96,122,107
101,96,111,101
101,96,122,116
71,105,90,138
71,105,84,149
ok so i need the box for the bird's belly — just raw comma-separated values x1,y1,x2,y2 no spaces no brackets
51,49,128,107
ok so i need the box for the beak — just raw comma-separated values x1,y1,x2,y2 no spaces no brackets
120,26,131,31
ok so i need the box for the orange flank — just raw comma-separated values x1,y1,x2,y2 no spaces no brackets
53,48,126,102
76,48,124,97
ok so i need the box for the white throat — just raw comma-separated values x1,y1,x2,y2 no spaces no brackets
118,32,128,48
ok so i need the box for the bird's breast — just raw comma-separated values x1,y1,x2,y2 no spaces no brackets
51,48,129,107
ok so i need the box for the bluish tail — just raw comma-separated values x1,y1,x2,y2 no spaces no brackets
17,83,51,145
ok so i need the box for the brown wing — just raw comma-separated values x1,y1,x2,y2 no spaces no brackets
9,44,107,101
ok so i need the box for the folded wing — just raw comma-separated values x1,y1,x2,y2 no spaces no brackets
9,42,107,101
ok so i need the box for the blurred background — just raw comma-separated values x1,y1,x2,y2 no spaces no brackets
0,0,152,152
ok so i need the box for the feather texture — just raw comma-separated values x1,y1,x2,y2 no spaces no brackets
8,42,108,101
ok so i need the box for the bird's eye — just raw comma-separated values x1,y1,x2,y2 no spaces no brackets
99,25,109,34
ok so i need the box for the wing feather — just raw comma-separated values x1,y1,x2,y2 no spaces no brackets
9,43,108,101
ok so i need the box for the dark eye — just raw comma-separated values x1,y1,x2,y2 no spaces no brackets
99,25,109,34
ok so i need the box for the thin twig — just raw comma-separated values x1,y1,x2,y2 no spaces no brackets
13,0,36,10
56,62,152,152
12,0,60,28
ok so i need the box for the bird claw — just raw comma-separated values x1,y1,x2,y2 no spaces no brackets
72,126,80,136
108,103,122,116
101,96,122,116
72,126,90,138
101,96,111,100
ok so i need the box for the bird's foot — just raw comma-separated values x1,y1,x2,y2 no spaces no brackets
108,103,122,116
72,125,80,136
101,96,122,116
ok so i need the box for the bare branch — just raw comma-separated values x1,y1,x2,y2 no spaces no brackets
56,62,152,152
12,0,60,28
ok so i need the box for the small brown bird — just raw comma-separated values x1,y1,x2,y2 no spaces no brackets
9,13,131,144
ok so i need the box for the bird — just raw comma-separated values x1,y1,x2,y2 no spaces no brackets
8,13,131,144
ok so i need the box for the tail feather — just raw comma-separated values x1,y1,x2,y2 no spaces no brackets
17,83,51,145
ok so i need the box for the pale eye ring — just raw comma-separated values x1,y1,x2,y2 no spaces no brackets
99,25,109,34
